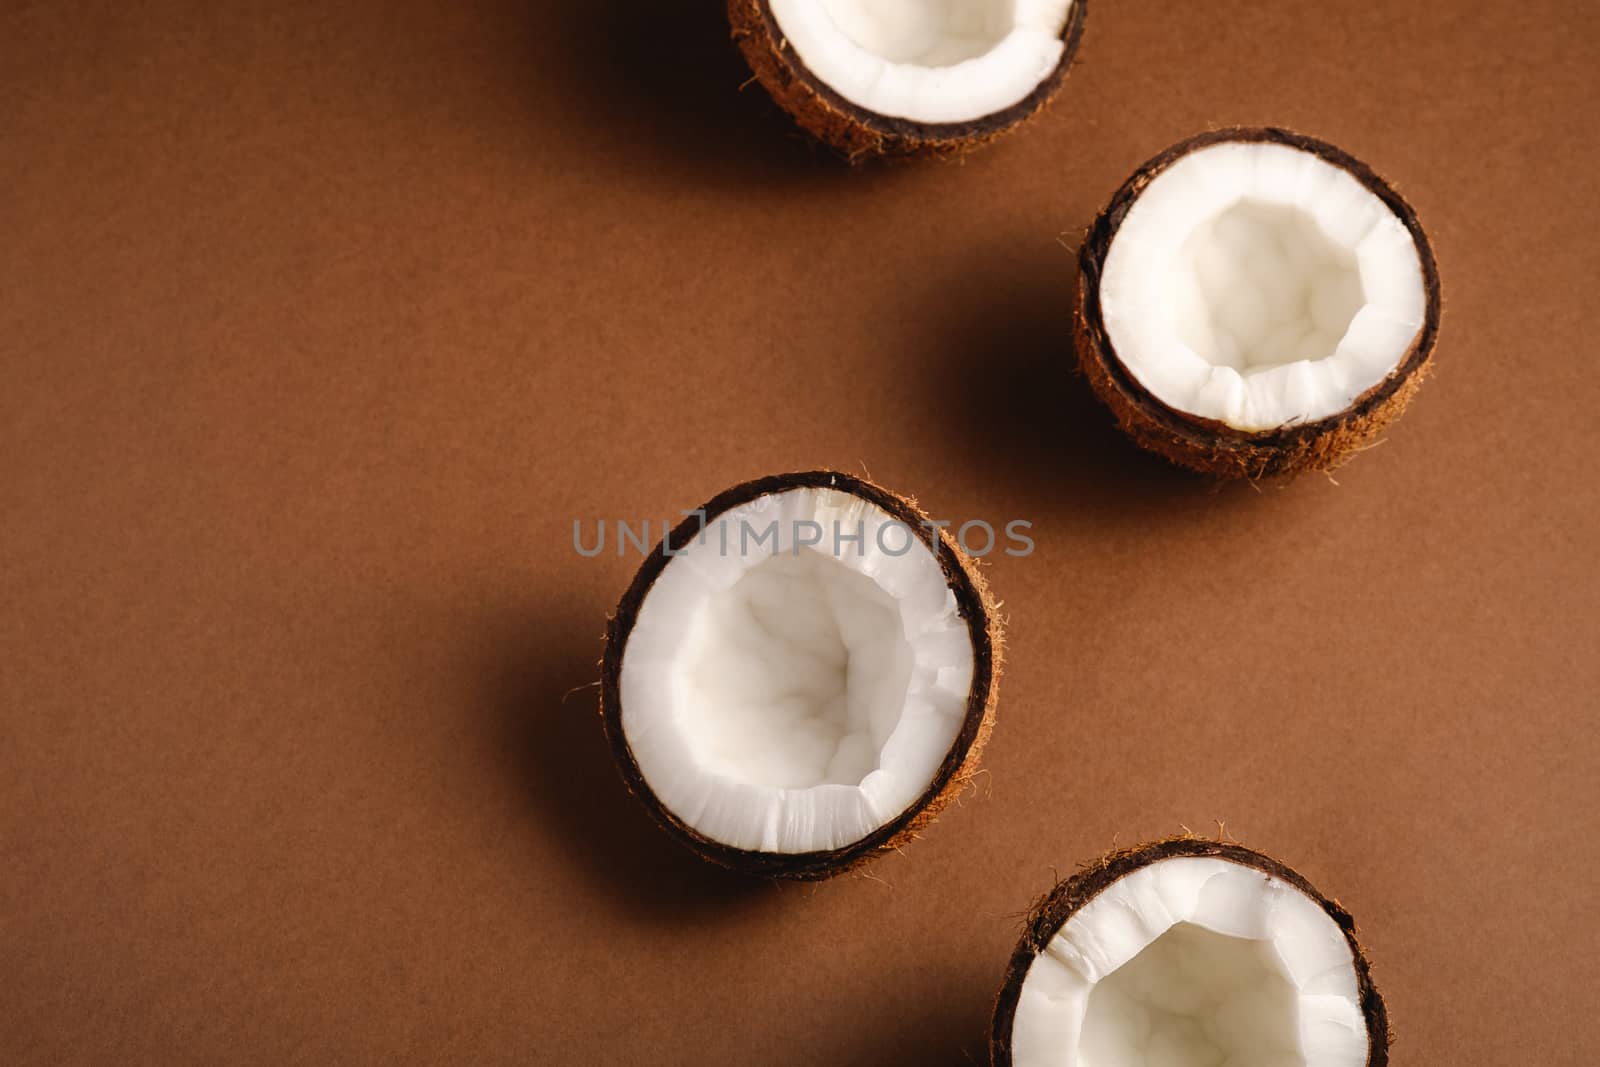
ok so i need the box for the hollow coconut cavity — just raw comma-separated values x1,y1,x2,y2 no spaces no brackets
992,839,1389,1067
600,471,1000,880
1075,128,1441,478
729,0,1087,159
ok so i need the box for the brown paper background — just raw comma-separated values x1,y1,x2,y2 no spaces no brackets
3,1,1597,1063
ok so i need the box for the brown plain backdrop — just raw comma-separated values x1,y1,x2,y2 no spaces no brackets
2,1,1597,1063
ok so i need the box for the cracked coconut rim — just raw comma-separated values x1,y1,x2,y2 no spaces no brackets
731,0,1087,156
992,840,1388,1067
1076,128,1441,477
770,0,1079,124
601,472,999,880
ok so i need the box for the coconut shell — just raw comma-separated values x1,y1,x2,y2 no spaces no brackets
1074,127,1443,478
600,470,1002,881
990,836,1391,1066
728,0,1088,160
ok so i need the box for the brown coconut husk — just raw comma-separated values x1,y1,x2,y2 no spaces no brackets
600,470,1003,880
1074,127,1443,479
728,0,1088,161
990,836,1391,1066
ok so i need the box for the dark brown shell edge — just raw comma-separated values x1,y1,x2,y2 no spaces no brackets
1074,126,1443,479
990,836,1391,1066
599,470,1003,881
728,0,1088,161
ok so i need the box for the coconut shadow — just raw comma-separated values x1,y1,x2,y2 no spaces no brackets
545,0,865,186
807,972,995,1067
488,602,776,925
921,237,1229,518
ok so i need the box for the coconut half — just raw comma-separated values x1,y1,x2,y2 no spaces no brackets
992,839,1389,1067
600,471,1000,880
729,0,1088,159
1075,128,1442,477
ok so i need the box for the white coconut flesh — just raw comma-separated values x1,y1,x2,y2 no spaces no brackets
767,0,1078,124
619,486,976,854
1010,857,1370,1067
1099,140,1428,432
